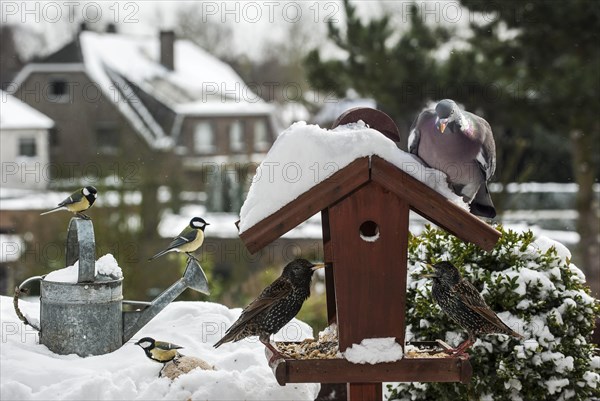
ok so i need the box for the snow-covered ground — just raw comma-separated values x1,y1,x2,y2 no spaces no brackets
0,298,319,400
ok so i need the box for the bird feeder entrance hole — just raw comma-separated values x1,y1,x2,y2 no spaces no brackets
237,108,502,401
359,220,380,242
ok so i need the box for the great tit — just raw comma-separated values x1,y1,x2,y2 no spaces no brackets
135,337,182,363
149,217,209,261
40,186,98,220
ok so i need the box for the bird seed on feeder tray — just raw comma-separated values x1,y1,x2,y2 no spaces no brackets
403,344,449,359
275,323,341,360
276,339,340,360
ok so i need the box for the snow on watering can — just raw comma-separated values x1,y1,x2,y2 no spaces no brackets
15,217,210,356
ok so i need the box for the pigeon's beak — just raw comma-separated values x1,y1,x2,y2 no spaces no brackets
438,119,448,134
311,263,325,271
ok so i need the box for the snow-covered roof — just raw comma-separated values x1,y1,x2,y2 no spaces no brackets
0,90,53,130
77,31,273,149
79,32,272,116
173,100,274,116
238,121,466,233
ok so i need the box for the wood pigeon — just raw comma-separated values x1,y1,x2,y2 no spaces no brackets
408,99,497,218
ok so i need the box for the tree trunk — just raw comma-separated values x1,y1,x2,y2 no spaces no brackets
570,129,600,297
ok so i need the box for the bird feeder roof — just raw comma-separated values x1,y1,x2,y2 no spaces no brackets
238,115,500,253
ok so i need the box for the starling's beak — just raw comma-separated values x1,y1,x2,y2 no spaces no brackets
311,263,325,271
421,263,438,278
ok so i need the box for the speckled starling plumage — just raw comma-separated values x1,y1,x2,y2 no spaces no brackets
214,259,323,352
426,261,523,356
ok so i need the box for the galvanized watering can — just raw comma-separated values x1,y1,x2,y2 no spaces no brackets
16,218,210,356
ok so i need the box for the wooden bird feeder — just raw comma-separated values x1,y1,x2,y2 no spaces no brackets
238,108,501,400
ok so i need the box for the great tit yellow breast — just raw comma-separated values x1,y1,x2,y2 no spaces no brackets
178,230,205,253
148,347,179,363
65,197,91,213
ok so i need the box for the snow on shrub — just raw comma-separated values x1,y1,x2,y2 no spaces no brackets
387,226,600,401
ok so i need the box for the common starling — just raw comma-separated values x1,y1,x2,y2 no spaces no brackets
40,186,98,219
408,99,497,218
424,261,522,356
214,259,324,357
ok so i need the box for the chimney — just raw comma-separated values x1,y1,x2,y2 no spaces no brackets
160,30,175,71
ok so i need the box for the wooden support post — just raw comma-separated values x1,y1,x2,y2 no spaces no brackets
328,182,409,401
348,383,382,401
321,208,337,325
328,182,409,350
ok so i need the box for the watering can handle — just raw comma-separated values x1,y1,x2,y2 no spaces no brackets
66,218,96,283
14,275,44,331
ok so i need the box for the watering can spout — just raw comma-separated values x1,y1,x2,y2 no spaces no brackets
122,258,209,342
183,258,210,294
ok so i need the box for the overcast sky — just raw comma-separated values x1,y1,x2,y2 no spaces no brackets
2,1,339,59
1,1,474,60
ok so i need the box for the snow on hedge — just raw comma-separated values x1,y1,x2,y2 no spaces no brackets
387,227,600,401
0,299,319,400
239,121,465,233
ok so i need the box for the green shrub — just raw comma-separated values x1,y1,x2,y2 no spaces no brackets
387,226,600,401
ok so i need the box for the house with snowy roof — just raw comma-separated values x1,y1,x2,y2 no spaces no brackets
7,27,276,211
0,90,54,189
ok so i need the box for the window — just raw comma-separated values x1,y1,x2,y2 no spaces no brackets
19,138,37,157
254,119,270,152
49,128,60,147
96,124,119,153
229,120,245,152
194,122,215,154
205,164,243,213
48,78,70,103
